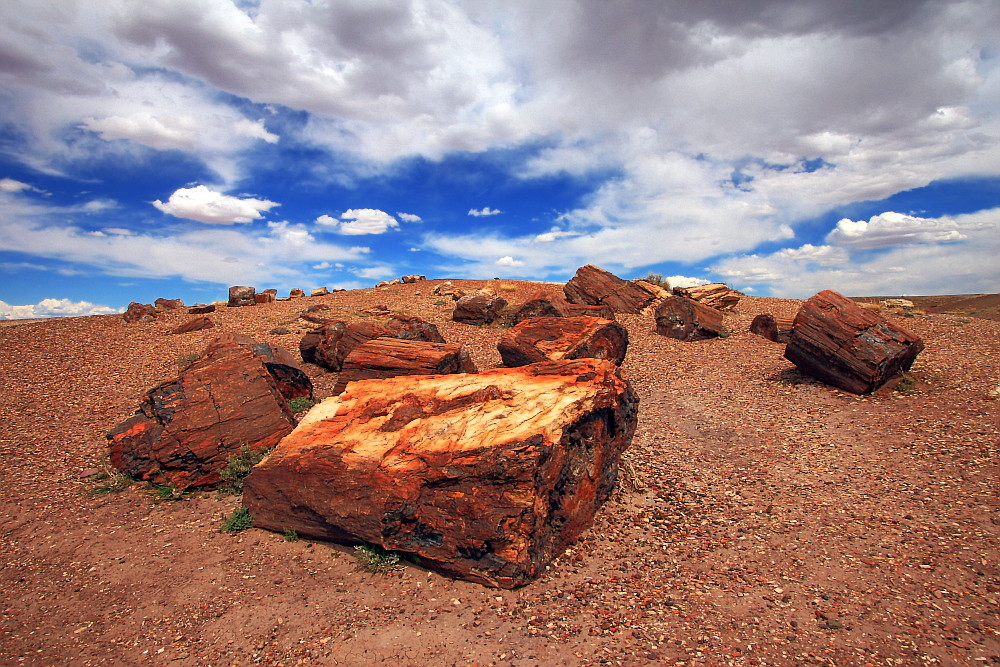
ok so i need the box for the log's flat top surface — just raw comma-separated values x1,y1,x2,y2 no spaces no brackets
288,360,624,464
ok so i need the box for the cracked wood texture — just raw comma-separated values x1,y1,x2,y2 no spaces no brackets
243,358,638,589
563,265,657,314
785,290,925,394
653,295,725,341
332,337,478,394
497,316,629,367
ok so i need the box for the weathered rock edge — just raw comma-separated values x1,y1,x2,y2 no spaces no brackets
243,358,639,589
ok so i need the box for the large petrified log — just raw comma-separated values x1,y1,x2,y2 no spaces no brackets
497,316,629,367
784,290,925,394
170,316,215,334
107,336,298,490
122,302,158,323
300,315,446,371
506,291,615,326
452,291,508,325
228,285,256,307
154,297,185,310
333,338,477,394
749,313,793,343
563,265,658,314
654,296,724,340
243,358,638,589
672,283,742,311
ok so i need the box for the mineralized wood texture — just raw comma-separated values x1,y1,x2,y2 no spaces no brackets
749,313,793,343
654,296,725,341
243,358,639,589
497,316,628,367
107,337,297,489
300,315,445,371
506,291,615,326
228,285,256,307
672,283,742,311
452,292,508,324
563,265,657,314
332,338,477,394
785,290,925,394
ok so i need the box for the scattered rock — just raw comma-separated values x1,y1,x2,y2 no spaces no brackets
311,287,330,297
749,313,793,343
269,326,291,335
333,337,477,394
498,316,628,367
432,281,465,300
170,316,215,334
255,292,275,304
228,286,256,307
243,358,639,588
452,292,508,325
654,296,725,340
187,304,216,314
401,275,426,283
107,336,297,489
289,288,305,298
785,290,925,394
376,279,402,288
154,298,185,310
672,283,742,311
122,302,159,323
564,265,657,314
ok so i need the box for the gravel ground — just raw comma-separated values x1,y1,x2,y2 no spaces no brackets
1,279,998,666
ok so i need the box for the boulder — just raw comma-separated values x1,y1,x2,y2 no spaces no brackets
563,265,657,314
311,287,330,297
671,283,742,311
303,303,330,313
243,358,638,589
333,338,477,394
289,288,305,298
228,286,256,307
749,313,793,343
654,296,725,341
401,275,426,283
255,292,275,304
188,304,216,314
784,290,925,394
300,315,445,371
506,291,615,326
452,292,508,325
154,298,185,310
123,302,159,323
432,281,463,299
498,317,629,367
106,337,298,490
170,316,215,334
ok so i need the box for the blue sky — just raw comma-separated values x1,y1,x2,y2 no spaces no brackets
1,0,998,319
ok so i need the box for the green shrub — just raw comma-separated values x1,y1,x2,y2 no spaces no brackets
283,528,300,542
88,470,133,495
353,544,400,574
432,299,448,306
176,352,200,368
287,397,317,414
221,506,253,533
638,272,671,290
895,371,919,395
219,444,273,495
150,483,188,502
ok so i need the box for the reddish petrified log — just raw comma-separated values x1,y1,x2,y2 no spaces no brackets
401,274,426,283
506,291,616,326
170,316,215,334
784,290,925,394
563,265,657,314
749,313,793,343
107,338,297,489
254,292,275,304
672,283,742,311
228,285,256,307
243,358,638,588
333,338,477,394
122,302,158,323
654,296,725,341
188,304,216,314
154,298,185,310
289,288,305,298
452,292,508,325
300,315,446,371
497,317,628,367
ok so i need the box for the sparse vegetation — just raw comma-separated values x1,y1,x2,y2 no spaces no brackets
498,282,518,293
221,506,253,533
218,444,274,495
638,272,671,290
895,371,919,395
283,528,300,542
353,543,400,574
88,470,133,495
176,352,200,368
287,397,317,414
150,482,189,502
432,299,448,306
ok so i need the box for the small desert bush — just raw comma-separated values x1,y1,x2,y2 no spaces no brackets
221,506,253,533
283,528,300,542
354,544,400,574
150,483,188,502
638,272,671,290
218,444,274,495
432,299,448,306
88,470,133,495
176,352,200,368
498,282,518,293
287,397,317,414
895,371,919,395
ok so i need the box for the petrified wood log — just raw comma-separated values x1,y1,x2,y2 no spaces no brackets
563,265,657,314
654,296,724,340
497,316,629,367
170,316,215,334
188,304,216,314
452,292,508,325
300,315,446,371
243,358,639,589
228,285,256,307
122,302,158,323
333,338,477,394
785,290,925,394
749,313,793,343
506,291,615,326
107,337,297,490
672,283,742,311
154,298,185,310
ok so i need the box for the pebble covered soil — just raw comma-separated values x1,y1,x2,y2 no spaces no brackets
1,279,998,666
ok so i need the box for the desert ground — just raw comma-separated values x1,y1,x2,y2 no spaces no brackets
1,279,998,666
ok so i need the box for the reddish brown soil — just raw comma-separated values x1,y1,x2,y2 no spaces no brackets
1,280,998,666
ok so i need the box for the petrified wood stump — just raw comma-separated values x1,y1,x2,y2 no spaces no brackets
228,285,256,307
654,296,724,341
497,316,629,367
785,290,925,394
333,338,478,394
243,358,639,589
749,313,793,343
563,264,657,314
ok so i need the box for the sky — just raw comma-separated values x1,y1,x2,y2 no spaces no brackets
1,0,999,319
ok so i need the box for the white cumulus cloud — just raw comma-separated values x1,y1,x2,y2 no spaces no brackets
1,178,41,193
337,209,399,235
0,297,119,320
152,185,279,224
469,207,502,217
826,211,970,249
398,212,422,222
496,255,525,267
